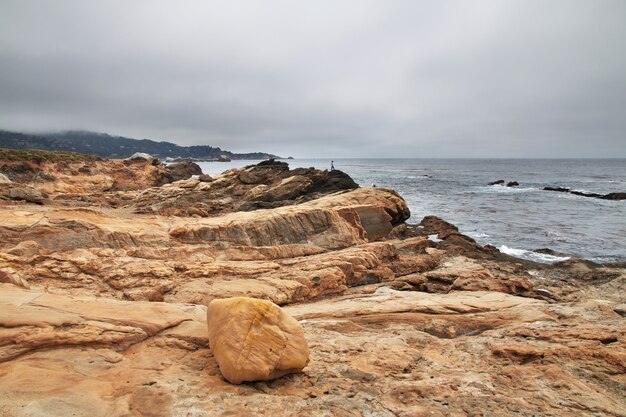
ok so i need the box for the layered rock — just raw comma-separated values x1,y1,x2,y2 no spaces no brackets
0,154,625,416
0,148,201,199
0,188,412,305
132,159,361,217
0,284,624,416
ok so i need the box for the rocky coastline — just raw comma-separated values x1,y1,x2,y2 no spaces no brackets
0,149,624,416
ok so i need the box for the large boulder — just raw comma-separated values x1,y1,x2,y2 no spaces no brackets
207,297,309,384
166,160,203,182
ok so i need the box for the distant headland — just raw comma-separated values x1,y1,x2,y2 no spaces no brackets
0,129,282,161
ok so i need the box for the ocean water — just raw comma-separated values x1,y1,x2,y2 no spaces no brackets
197,159,626,264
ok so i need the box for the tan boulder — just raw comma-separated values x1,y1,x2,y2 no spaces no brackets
207,297,309,384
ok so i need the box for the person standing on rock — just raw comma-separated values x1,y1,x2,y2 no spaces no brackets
330,161,335,171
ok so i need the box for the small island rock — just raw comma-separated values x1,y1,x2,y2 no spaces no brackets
602,192,626,200
207,297,309,384
544,186,570,192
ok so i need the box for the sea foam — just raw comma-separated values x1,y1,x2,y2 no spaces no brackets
499,245,570,264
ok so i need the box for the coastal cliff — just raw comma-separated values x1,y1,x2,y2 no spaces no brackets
0,150,624,416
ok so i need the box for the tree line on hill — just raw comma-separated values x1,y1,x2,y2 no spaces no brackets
0,130,281,160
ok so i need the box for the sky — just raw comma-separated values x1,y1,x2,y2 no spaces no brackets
0,1,625,158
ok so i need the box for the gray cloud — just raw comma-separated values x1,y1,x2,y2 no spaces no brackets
0,0,624,157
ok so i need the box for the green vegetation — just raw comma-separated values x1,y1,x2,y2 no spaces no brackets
0,148,101,164
0,129,280,160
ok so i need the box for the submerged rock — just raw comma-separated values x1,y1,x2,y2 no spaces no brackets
544,186,570,193
506,181,519,187
207,297,309,384
488,180,505,185
602,192,626,200
543,187,626,201
571,190,603,198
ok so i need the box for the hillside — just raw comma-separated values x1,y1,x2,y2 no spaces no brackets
0,129,281,160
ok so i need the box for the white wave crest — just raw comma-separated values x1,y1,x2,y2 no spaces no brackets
428,234,442,243
499,245,570,263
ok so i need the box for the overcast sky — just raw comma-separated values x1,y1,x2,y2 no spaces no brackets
1,1,625,157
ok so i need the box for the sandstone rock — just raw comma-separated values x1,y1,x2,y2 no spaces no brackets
1,150,626,415
132,160,360,217
237,161,289,184
165,160,202,182
168,188,406,249
419,215,459,238
450,274,535,296
0,266,29,289
257,175,312,202
8,187,45,204
5,240,40,257
0,173,11,184
0,150,199,200
354,205,393,240
0,275,624,416
207,297,309,384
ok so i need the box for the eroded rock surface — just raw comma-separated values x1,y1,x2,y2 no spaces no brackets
132,159,361,217
0,284,624,416
0,148,201,200
0,151,625,416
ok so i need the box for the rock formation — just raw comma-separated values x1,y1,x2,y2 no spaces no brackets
207,297,309,384
0,149,624,416
544,186,626,200
132,159,361,217
0,148,201,198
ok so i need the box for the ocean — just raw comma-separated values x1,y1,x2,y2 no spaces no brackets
197,159,626,264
